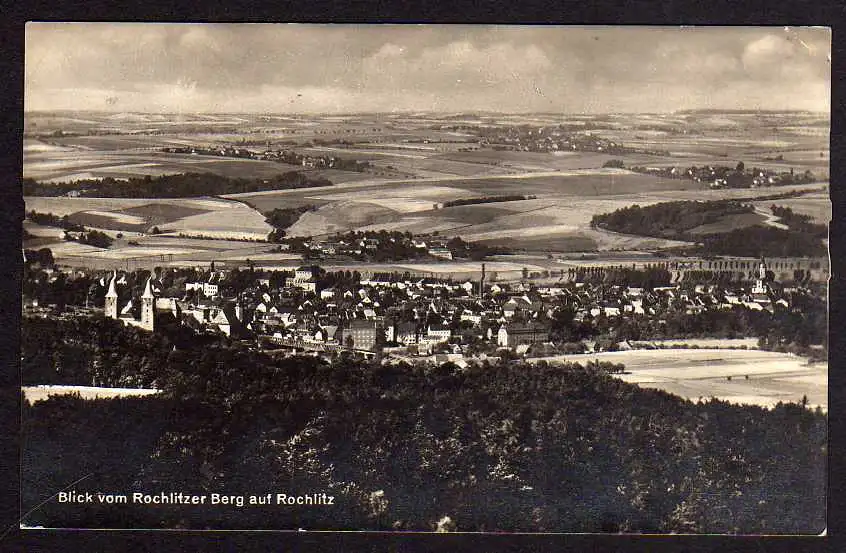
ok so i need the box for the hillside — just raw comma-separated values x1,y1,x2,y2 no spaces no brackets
21,316,826,533
591,200,828,257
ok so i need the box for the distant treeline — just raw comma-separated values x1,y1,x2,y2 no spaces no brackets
592,200,828,257
696,227,828,258
569,267,672,288
20,314,826,532
439,195,536,208
22,171,332,198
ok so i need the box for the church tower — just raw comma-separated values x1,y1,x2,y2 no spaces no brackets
140,275,155,331
752,256,769,295
105,271,118,320
235,293,243,322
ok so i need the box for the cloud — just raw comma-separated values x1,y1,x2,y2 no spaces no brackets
24,24,831,114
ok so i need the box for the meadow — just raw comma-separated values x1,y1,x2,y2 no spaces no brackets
535,348,828,412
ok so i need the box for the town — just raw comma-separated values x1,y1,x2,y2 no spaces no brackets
23,249,829,365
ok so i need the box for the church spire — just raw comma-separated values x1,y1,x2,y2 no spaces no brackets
106,270,118,298
758,256,768,280
142,275,154,299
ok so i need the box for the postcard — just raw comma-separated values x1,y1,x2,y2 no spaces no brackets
20,24,830,534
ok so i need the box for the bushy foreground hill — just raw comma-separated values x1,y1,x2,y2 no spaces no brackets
21,343,826,533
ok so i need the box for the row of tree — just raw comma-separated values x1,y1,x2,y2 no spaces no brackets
23,171,332,198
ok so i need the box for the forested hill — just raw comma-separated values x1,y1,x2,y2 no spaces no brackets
21,315,826,533
591,200,828,257
22,171,332,198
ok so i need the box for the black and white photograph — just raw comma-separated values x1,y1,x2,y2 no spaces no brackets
20,24,830,533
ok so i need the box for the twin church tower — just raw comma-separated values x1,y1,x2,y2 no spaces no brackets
104,271,157,332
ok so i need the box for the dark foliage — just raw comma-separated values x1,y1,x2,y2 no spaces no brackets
26,210,85,232
441,195,534,208
23,171,331,198
591,200,827,257
698,227,827,258
20,318,827,533
264,205,317,241
591,200,754,239
78,229,114,249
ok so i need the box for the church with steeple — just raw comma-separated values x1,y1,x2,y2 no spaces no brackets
104,270,160,332
750,256,774,304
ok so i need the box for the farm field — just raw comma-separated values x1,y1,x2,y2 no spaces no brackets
246,176,827,253
47,236,280,270
753,193,832,224
534,349,827,412
630,338,760,349
25,195,272,239
25,149,312,182
24,111,829,259
433,150,618,172
318,260,548,280
686,211,767,235
24,137,373,182
24,194,279,270
22,385,161,404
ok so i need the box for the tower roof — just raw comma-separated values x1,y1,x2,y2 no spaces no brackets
106,271,118,298
142,275,155,299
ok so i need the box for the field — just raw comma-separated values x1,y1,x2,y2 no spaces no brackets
24,111,830,258
686,211,767,235
25,195,272,239
31,233,280,270
232,179,829,253
318,260,549,280
22,385,161,404
24,194,277,269
535,349,827,411
752,192,832,224
25,148,308,182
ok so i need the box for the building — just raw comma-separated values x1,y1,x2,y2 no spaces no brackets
395,322,420,345
426,324,452,343
105,272,157,332
427,247,453,260
208,304,247,337
292,266,318,293
342,319,381,351
752,257,771,295
497,322,550,348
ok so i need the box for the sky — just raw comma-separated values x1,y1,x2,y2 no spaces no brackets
25,24,831,114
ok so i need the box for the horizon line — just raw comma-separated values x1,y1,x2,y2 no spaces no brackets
23,108,832,116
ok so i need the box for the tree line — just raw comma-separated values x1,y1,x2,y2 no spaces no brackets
439,195,535,208
20,347,825,533
22,171,332,198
